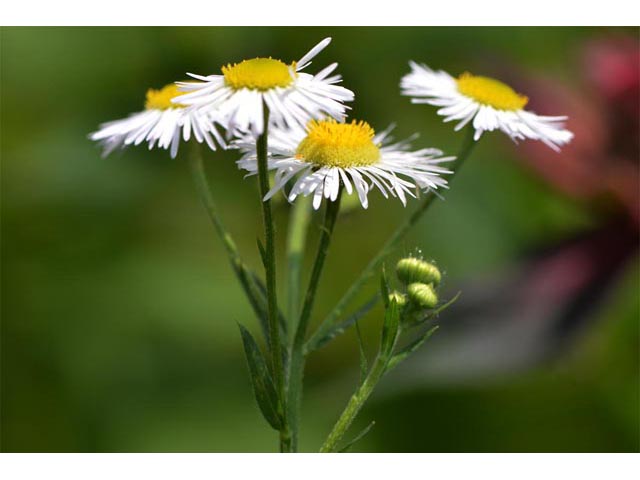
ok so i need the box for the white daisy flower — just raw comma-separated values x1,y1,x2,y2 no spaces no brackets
236,119,454,210
400,62,574,151
173,38,354,138
90,84,226,158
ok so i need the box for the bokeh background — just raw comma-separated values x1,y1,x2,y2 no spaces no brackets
1,27,639,452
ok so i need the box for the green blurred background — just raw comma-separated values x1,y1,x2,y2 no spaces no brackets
1,27,638,452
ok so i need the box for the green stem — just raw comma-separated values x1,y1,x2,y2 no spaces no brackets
188,142,266,324
319,353,387,453
288,189,343,451
188,142,241,264
255,104,289,452
309,129,477,346
286,195,312,334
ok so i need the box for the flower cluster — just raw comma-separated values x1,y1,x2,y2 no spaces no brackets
90,35,576,454
91,37,573,208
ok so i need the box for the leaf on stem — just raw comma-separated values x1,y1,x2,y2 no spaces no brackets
403,291,461,330
338,421,376,453
386,325,439,373
237,323,282,430
380,264,390,308
256,238,267,270
422,291,461,320
355,320,368,386
235,266,270,341
380,298,400,358
304,294,379,353
250,271,289,341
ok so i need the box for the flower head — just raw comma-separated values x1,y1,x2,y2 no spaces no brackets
236,119,453,210
400,62,574,151
90,83,225,158
173,38,354,138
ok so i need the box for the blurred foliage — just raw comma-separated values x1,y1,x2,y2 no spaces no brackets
1,27,638,452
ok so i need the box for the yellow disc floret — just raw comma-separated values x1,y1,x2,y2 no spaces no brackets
222,57,296,91
145,84,185,110
456,72,528,111
296,119,381,168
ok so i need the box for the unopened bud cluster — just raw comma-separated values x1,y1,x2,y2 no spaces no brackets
391,256,442,310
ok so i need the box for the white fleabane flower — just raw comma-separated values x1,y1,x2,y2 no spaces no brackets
236,119,453,210
173,38,354,138
90,84,225,158
400,62,574,151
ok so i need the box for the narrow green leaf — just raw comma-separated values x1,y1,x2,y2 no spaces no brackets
256,238,267,270
355,320,368,386
338,421,376,453
235,265,270,341
380,264,390,308
403,291,462,330
237,324,282,430
386,325,440,372
250,271,289,339
304,294,379,353
422,291,461,322
380,298,400,357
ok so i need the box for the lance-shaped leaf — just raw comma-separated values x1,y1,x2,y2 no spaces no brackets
380,264,390,309
250,272,289,341
238,323,282,430
338,421,376,453
379,298,400,358
355,320,368,386
304,294,379,354
256,237,267,270
386,325,439,372
416,292,462,325
233,264,270,341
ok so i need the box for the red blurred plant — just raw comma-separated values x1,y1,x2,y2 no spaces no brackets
405,37,639,381
518,34,639,227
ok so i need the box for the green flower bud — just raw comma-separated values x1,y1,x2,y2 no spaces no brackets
388,291,407,308
396,257,441,286
407,282,438,309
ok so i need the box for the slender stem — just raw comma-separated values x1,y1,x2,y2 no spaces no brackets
286,195,312,334
188,142,241,262
255,104,289,452
188,142,267,325
309,129,477,346
288,189,343,451
319,353,387,453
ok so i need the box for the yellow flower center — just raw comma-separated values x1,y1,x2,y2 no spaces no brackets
144,84,185,110
456,72,528,111
222,57,296,91
296,119,381,168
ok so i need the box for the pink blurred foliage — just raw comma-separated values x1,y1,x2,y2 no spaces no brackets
516,34,639,228
408,36,640,382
